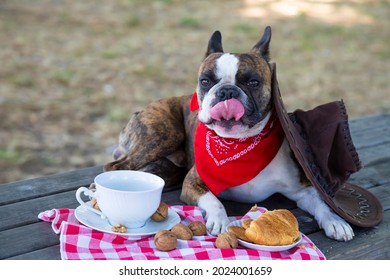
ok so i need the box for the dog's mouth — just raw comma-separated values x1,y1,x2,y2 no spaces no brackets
210,99,245,122
203,99,246,132
209,118,241,128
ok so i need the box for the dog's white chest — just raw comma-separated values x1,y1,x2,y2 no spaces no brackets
218,139,300,203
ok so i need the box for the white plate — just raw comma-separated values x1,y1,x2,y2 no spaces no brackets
75,204,180,239
226,219,302,252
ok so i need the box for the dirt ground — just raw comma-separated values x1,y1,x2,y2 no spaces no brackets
0,0,389,184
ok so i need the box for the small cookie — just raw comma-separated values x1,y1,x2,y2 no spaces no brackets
112,224,127,233
151,202,169,222
154,230,177,251
215,232,238,249
228,226,251,242
171,223,193,240
188,221,207,236
91,197,101,211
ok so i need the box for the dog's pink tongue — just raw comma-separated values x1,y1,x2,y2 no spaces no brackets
210,99,245,121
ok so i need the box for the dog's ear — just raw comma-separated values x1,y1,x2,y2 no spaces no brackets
251,26,272,62
205,30,224,57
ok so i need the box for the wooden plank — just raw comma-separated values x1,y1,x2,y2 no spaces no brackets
161,189,185,206
349,113,389,132
369,183,390,210
0,189,184,260
0,190,80,231
0,165,103,206
0,187,187,232
2,183,387,260
350,160,390,188
349,113,390,149
353,142,390,170
7,245,61,260
0,222,59,259
1,161,382,234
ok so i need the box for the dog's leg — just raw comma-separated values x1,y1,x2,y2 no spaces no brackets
181,166,230,235
105,97,186,172
139,157,186,190
286,186,354,241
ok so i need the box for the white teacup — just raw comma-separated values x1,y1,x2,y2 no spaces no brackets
76,170,164,229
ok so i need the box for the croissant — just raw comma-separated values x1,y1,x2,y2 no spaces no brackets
245,209,300,246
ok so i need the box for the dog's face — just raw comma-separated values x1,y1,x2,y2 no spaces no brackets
196,27,273,138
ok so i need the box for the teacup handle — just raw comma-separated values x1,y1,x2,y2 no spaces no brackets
75,187,106,219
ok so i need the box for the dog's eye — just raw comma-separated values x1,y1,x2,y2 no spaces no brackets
200,79,210,87
246,79,260,88
200,79,211,87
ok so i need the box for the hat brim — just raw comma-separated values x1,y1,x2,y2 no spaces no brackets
270,63,383,227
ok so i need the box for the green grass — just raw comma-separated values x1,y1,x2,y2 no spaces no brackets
179,16,201,28
0,0,388,184
51,68,78,86
0,147,19,161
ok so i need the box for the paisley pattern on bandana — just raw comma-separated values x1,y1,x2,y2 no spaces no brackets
194,109,284,196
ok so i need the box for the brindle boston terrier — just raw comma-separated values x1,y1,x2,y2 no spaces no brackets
105,26,354,241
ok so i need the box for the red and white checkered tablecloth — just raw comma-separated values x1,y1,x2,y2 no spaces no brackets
38,205,325,260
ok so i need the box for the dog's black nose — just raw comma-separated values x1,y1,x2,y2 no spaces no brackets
216,85,240,101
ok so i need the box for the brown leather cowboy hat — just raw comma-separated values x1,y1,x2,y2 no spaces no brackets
270,63,383,227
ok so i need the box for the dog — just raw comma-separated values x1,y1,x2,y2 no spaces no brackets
105,26,354,241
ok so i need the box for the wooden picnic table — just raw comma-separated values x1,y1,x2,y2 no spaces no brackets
0,113,389,260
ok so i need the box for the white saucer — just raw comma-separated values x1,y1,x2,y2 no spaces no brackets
75,204,180,239
226,219,302,252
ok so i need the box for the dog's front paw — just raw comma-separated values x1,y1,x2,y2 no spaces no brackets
320,212,354,241
205,211,230,236
197,192,230,235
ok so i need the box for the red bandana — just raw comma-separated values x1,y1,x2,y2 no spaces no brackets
190,92,200,111
191,92,285,196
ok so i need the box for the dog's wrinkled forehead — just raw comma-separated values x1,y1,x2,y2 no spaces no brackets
236,53,272,85
198,53,223,77
199,52,271,85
